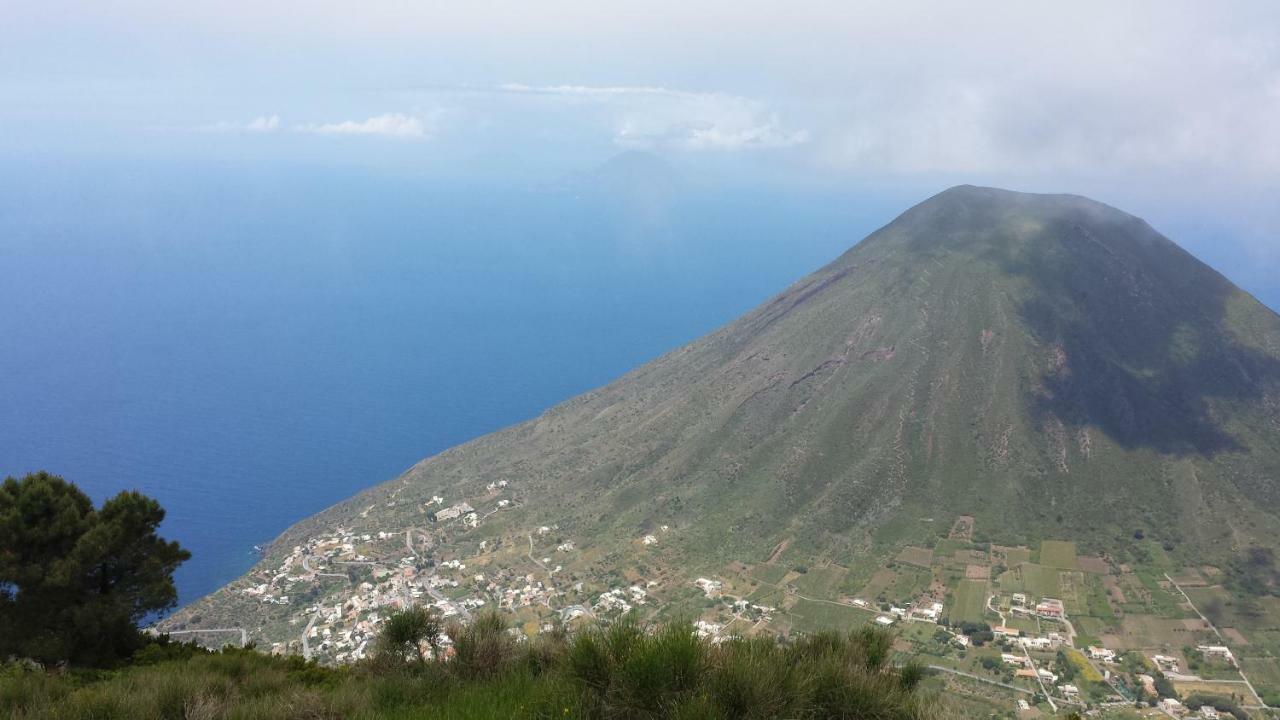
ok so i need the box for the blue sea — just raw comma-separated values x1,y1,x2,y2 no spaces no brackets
0,157,903,606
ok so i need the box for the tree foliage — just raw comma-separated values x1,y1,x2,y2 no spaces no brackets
0,472,190,665
375,606,442,663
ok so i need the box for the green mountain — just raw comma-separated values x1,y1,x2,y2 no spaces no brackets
168,186,1280,647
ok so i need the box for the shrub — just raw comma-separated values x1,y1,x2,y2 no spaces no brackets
0,619,942,719
375,607,442,663
449,610,517,681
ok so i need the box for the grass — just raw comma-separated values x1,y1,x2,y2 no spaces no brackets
749,564,791,586
895,547,934,568
998,563,1060,599
792,565,848,599
1240,657,1280,699
789,599,878,633
999,547,1032,568
1039,541,1078,570
1071,617,1109,649
1,615,946,720
949,580,987,625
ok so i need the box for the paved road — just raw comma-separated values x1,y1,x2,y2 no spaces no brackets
301,611,321,660
1165,572,1270,709
1020,645,1058,712
408,527,472,622
527,534,549,572
302,554,347,580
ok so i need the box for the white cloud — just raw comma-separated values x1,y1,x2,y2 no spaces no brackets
498,83,807,152
296,112,428,138
196,115,280,133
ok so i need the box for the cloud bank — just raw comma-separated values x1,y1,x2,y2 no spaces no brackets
296,113,428,138
497,84,807,152
197,115,280,133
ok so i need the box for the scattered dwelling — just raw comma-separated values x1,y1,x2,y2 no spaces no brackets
1035,598,1065,618
1137,674,1157,697
694,620,723,641
642,534,658,545
952,634,970,647
1197,645,1236,665
1002,653,1028,666
432,502,474,523
1087,645,1116,663
1059,683,1079,699
1019,636,1052,650
1015,668,1038,680
560,605,591,623
875,616,896,627
993,626,1019,638
852,598,869,608
914,602,944,622
1159,698,1184,714
1151,654,1181,674
1198,705,1221,719
595,589,633,614
695,577,723,598
1036,668,1057,684
1011,593,1027,605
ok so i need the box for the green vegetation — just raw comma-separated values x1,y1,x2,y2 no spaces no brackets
1,611,943,720
948,580,987,625
376,607,443,664
1039,541,1078,570
998,563,1061,599
0,472,189,666
1061,648,1102,683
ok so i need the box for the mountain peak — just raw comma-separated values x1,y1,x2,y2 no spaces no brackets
171,188,1280,655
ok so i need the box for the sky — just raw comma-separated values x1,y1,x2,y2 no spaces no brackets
3,1,1279,304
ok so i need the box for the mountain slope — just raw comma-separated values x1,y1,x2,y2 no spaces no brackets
168,186,1280,644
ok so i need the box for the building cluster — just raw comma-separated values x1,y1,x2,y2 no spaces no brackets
992,625,1067,651
695,577,723,598
595,585,651,614
1196,644,1236,666
242,528,398,606
495,573,555,610
1158,698,1225,718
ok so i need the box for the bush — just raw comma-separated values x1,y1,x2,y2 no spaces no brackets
0,620,943,719
449,610,518,681
375,606,442,663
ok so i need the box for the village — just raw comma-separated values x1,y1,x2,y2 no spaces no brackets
226,480,755,663
212,495,1279,718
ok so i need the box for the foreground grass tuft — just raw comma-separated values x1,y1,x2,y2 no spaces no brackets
1,615,948,719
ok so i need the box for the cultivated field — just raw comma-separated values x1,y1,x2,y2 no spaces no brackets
950,579,988,624
1039,540,1078,570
